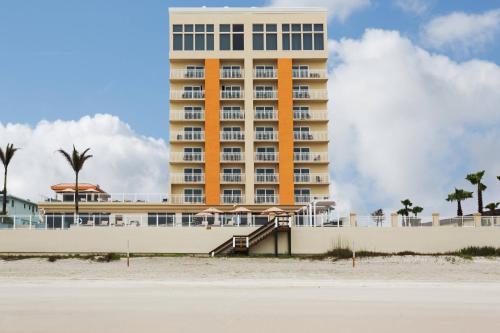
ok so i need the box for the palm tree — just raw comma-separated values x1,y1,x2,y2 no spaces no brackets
446,188,473,216
485,202,499,213
411,206,423,217
0,144,19,215
371,208,384,227
57,146,93,220
397,199,413,226
466,171,487,213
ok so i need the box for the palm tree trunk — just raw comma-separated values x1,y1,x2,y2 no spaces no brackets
478,185,483,214
2,168,7,215
457,200,463,216
75,172,79,224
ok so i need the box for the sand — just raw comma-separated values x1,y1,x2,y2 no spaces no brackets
0,256,499,332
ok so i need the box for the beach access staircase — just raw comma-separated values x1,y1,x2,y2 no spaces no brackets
210,216,291,257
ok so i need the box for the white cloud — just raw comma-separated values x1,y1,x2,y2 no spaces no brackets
421,9,500,54
394,0,429,15
329,29,500,215
268,0,371,22
0,114,169,201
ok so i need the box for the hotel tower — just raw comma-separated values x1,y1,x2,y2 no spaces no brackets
168,7,330,208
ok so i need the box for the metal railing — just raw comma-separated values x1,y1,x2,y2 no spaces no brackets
170,173,205,184
221,90,244,99
294,173,329,184
169,195,205,204
293,152,328,162
253,69,277,78
254,152,279,162
220,195,245,205
170,90,205,100
170,131,205,141
292,69,327,79
170,152,205,163
294,195,330,204
220,152,244,162
254,131,279,141
293,110,328,121
254,195,279,204
220,173,245,183
170,110,205,121
220,69,244,79
41,193,170,204
253,90,277,99
293,131,329,141
255,173,279,183
220,131,245,141
292,90,328,100
255,110,278,120
170,69,205,79
220,110,245,120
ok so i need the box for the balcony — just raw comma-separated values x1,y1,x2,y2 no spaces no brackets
169,195,205,204
253,69,277,79
220,173,245,183
220,69,244,79
293,152,328,163
170,110,205,121
254,173,279,183
220,110,245,121
293,131,328,142
254,152,279,162
170,69,205,80
295,195,330,204
254,110,278,121
221,90,244,99
170,131,205,142
255,195,279,204
220,131,245,141
170,173,205,184
170,152,205,163
220,152,245,163
294,173,329,184
292,69,327,80
170,90,205,100
254,131,279,141
293,110,328,121
292,89,328,100
221,194,245,205
253,90,277,99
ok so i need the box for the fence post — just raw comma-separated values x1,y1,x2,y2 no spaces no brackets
13,216,16,230
473,213,481,227
349,213,357,227
391,213,398,227
432,213,440,227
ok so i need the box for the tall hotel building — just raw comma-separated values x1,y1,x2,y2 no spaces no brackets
168,7,330,208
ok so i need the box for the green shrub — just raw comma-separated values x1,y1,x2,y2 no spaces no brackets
96,253,121,262
458,246,497,257
47,256,58,262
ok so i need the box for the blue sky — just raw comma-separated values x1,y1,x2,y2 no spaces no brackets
1,0,499,140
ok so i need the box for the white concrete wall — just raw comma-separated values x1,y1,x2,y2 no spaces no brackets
0,227,499,254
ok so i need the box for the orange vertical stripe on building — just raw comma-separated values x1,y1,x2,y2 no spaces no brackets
277,58,294,205
204,59,220,205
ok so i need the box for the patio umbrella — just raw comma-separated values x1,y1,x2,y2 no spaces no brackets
260,207,285,215
202,207,223,214
230,207,251,226
195,211,213,225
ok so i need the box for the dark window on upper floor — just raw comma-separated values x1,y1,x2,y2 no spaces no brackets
172,24,214,51
282,23,324,51
220,24,244,51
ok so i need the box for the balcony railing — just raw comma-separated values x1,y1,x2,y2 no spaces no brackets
170,90,205,100
170,131,205,141
220,110,245,120
293,110,328,121
170,173,205,184
292,69,327,79
170,152,205,163
220,173,245,183
294,173,329,184
254,152,279,162
293,131,329,141
42,193,169,204
253,90,277,99
170,110,205,121
254,131,279,141
220,69,244,79
253,69,277,78
169,195,205,204
255,110,278,120
170,69,205,79
221,90,244,99
292,89,328,100
295,195,330,204
220,131,245,141
221,195,245,205
255,195,279,204
293,152,328,163
254,173,279,183
220,152,244,162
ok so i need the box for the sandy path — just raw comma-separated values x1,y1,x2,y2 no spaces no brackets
0,257,499,333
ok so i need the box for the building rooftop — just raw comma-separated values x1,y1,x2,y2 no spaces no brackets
169,7,327,13
50,183,108,194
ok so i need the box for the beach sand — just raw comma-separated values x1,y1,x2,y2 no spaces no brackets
0,256,499,332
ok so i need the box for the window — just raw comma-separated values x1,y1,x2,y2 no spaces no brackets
220,24,244,51
293,105,310,119
281,23,324,50
293,85,310,98
255,85,275,98
221,85,242,99
255,189,276,203
221,65,242,78
254,65,275,78
253,24,277,50
255,106,275,119
184,188,203,203
183,106,203,119
172,24,214,51
222,168,242,183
